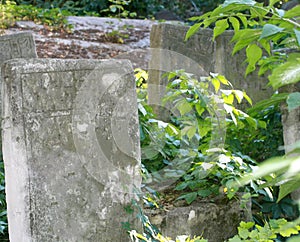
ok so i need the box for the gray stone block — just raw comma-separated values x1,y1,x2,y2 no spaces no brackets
2,58,141,242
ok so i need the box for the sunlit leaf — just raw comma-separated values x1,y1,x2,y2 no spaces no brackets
233,90,244,103
185,23,202,41
278,179,300,202
245,43,262,75
213,19,229,40
243,92,252,105
269,53,300,89
212,78,220,92
284,5,300,18
229,16,240,32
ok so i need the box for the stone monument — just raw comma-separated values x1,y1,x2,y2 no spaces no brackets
2,58,141,242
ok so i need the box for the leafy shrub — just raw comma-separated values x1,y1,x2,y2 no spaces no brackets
0,1,72,29
228,219,300,242
11,0,225,19
0,0,17,28
0,146,8,239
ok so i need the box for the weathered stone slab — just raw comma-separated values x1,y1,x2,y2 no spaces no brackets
2,58,141,242
148,23,273,108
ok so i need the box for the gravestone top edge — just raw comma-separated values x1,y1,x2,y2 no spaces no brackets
2,58,133,75
0,31,35,40
152,23,235,37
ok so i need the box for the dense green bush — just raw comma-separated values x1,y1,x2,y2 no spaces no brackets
0,1,72,29
11,0,225,18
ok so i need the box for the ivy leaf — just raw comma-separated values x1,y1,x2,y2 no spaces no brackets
287,92,300,111
245,44,262,75
259,24,284,40
294,29,300,46
269,53,300,89
238,227,250,239
185,23,201,41
279,226,300,237
213,19,229,40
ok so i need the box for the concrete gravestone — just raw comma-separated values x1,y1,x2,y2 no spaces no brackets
0,32,37,63
2,58,141,241
0,32,37,114
149,23,274,107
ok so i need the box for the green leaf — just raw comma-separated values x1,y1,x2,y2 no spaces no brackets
238,227,250,239
294,29,300,46
176,99,193,115
243,91,252,105
212,77,220,93
238,156,298,186
259,38,271,55
247,93,288,115
287,236,300,242
269,53,300,89
186,126,197,140
185,23,202,41
177,192,198,204
232,29,261,55
287,92,300,111
246,44,262,75
278,179,300,202
280,226,300,237
233,90,244,103
237,14,248,28
217,74,230,85
284,5,300,18
213,19,229,40
197,189,212,197
199,122,211,138
229,17,240,32
259,24,285,40
228,235,243,242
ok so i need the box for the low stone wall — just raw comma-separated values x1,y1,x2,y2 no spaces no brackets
145,196,251,242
